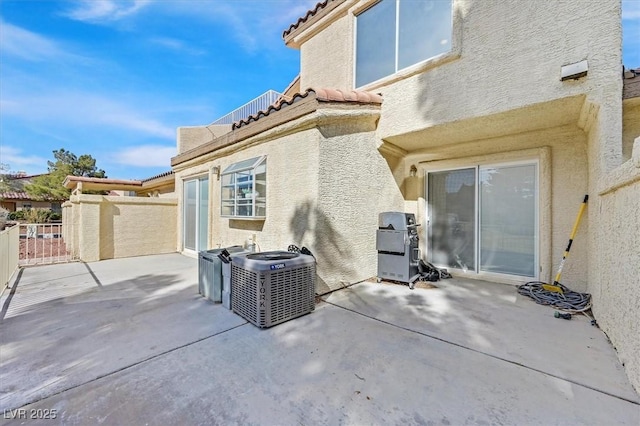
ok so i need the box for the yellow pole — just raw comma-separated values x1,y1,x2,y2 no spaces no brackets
552,194,589,286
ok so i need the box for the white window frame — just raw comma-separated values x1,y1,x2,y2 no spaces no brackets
182,176,209,254
425,159,540,284
220,156,266,220
353,0,454,89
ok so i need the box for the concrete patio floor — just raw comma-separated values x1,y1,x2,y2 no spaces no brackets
0,253,638,425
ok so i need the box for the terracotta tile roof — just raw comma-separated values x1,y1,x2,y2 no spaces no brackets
283,0,338,38
0,191,30,200
142,170,174,183
0,191,64,201
233,88,382,130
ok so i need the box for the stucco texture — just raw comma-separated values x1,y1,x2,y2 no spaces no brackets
404,126,589,289
294,0,622,286
316,129,405,291
174,107,402,293
64,195,177,262
300,11,353,90
595,178,640,392
284,0,640,391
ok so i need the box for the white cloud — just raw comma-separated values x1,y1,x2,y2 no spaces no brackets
0,20,71,62
63,0,152,22
149,37,205,55
2,88,176,140
151,0,318,54
0,145,49,174
114,144,176,167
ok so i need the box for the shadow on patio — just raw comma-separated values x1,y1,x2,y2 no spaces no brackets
0,254,638,425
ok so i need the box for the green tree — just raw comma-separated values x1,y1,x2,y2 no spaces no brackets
25,149,107,200
0,163,11,194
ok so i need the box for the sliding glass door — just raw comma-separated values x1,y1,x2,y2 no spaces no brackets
427,162,538,278
427,168,476,271
183,177,209,252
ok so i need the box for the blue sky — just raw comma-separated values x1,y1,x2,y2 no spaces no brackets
0,0,318,179
0,0,639,180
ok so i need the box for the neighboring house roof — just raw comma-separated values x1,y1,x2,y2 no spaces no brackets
233,88,383,130
0,191,32,200
141,170,175,193
172,87,382,167
63,176,143,192
5,173,45,181
0,191,64,202
283,0,345,45
623,68,640,100
142,170,174,183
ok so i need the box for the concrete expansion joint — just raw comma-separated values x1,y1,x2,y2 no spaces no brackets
6,321,250,412
321,298,640,406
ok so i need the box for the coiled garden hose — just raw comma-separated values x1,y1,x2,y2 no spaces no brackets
517,281,592,313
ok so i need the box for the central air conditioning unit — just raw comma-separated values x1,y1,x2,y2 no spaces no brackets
231,251,316,328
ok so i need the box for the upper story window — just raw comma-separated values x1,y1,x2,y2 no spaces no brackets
221,156,266,219
355,0,453,87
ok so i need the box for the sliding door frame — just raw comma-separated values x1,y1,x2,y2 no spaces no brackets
424,154,546,284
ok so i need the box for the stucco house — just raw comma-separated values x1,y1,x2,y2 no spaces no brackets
0,173,65,213
170,0,639,389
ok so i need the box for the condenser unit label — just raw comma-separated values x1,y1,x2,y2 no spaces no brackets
269,263,285,270
259,279,266,309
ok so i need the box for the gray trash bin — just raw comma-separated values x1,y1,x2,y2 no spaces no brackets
198,246,245,303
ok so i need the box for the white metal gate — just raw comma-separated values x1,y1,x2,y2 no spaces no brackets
18,223,74,266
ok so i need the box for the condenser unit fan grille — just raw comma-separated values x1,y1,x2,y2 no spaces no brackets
270,265,315,325
231,265,258,325
231,252,316,328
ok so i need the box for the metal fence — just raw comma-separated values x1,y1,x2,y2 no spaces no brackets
210,90,282,125
18,223,74,266
1,224,19,287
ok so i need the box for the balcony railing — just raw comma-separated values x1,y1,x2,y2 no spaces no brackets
210,90,282,125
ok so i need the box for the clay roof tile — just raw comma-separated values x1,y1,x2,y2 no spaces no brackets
232,87,382,130
283,0,335,38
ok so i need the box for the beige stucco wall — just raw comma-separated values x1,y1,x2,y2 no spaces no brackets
99,196,177,259
301,1,620,143
300,12,353,90
178,124,233,154
64,194,177,262
295,0,622,286
175,126,322,258
174,107,396,293
316,129,405,291
294,0,639,388
623,101,640,161
592,137,640,393
402,125,589,289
